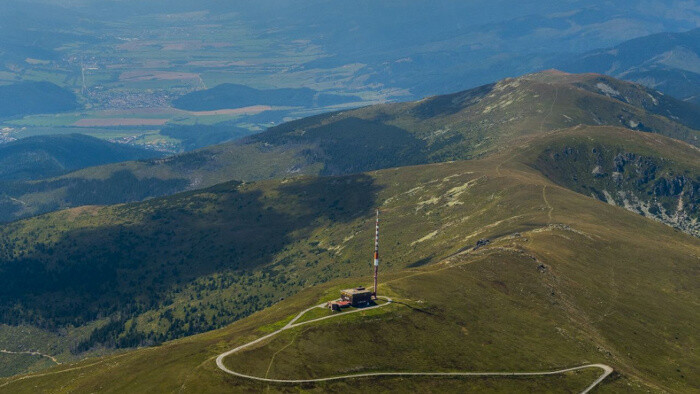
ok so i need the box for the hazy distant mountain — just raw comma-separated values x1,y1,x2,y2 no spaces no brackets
0,82,78,118
0,1,89,64
277,0,700,97
558,28,700,104
173,84,362,111
3,1,700,101
0,134,162,181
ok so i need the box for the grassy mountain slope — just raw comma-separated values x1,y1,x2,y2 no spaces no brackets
0,126,697,391
2,71,698,223
0,82,79,118
558,28,700,104
0,134,163,181
158,122,256,152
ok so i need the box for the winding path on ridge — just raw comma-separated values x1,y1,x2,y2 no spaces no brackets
215,297,613,393
0,349,60,365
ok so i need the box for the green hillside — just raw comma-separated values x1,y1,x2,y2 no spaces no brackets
0,134,163,181
0,82,78,118
173,84,362,111
1,71,698,223
0,126,697,391
159,122,255,152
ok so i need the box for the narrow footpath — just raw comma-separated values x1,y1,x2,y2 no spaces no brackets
0,349,60,365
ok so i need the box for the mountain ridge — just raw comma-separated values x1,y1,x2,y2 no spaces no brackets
0,71,697,223
0,125,697,391
0,134,164,182
0,82,79,119
558,28,700,104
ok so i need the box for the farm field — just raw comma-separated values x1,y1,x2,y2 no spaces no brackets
0,101,372,152
0,6,383,152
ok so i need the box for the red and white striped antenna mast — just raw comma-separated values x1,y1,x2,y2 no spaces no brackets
373,209,380,299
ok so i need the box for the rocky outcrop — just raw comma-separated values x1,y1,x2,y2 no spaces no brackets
538,145,699,237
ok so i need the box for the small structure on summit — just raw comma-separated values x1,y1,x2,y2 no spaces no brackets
327,287,373,311
327,210,381,312
341,287,373,306
328,300,350,311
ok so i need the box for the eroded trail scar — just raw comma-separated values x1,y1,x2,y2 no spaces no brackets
543,185,554,223
215,298,613,394
0,349,60,365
